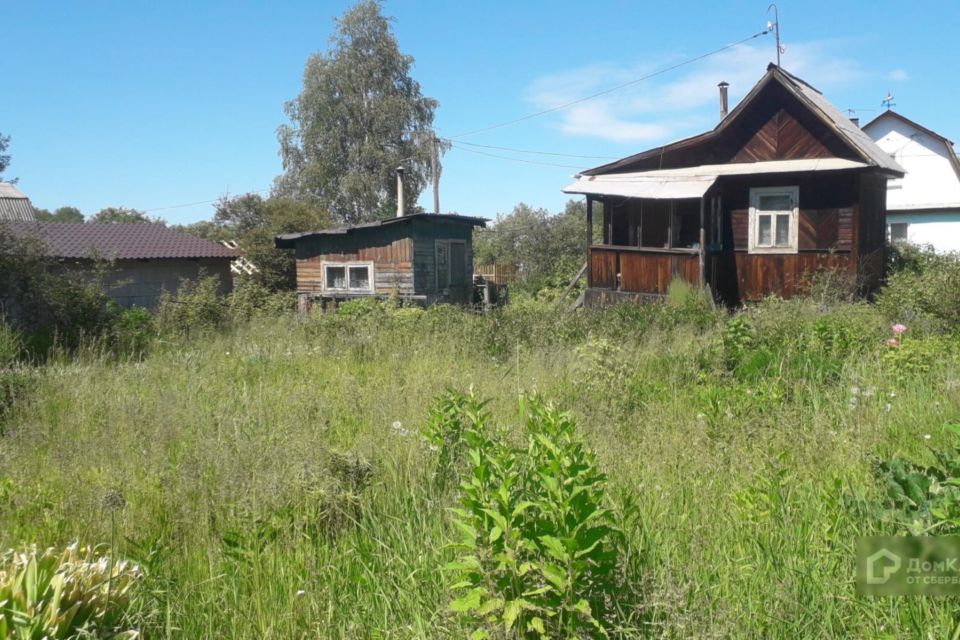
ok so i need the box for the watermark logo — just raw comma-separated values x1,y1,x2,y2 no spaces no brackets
865,548,901,585
857,536,960,596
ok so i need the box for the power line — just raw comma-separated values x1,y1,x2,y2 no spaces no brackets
452,140,618,160
142,188,271,213
447,28,771,140
450,143,586,169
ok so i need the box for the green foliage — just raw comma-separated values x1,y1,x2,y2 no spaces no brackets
228,281,296,319
440,391,633,638
276,0,438,224
108,306,155,357
88,207,162,225
156,275,229,334
877,245,960,333
0,133,10,179
0,543,142,639
213,193,331,292
34,206,84,223
473,200,587,295
877,424,960,535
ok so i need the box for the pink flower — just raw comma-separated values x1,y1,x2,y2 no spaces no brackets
886,338,900,347
892,324,907,335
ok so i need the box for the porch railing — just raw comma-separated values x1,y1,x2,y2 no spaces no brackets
589,245,700,295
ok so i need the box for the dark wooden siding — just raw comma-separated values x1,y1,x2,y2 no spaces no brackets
296,237,415,295
599,82,859,173
733,253,853,301
590,247,698,295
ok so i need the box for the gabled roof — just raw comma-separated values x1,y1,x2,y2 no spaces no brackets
3,221,238,260
862,110,960,184
581,64,905,178
275,213,487,248
0,182,37,222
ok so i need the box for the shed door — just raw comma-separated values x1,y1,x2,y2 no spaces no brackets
448,241,467,302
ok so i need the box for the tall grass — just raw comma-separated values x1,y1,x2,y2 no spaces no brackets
0,295,958,637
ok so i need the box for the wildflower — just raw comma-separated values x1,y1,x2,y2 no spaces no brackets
924,434,932,441
296,590,306,597
850,386,860,396
892,324,907,335
886,338,900,347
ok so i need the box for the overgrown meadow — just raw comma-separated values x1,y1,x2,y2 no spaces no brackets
2,264,960,637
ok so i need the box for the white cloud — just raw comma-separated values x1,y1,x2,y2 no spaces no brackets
888,68,910,82
525,39,865,144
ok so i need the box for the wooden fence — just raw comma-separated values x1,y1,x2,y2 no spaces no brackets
474,263,518,285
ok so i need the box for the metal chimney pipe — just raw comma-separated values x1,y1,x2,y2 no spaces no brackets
718,81,729,120
396,166,405,218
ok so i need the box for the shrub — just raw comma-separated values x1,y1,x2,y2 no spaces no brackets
228,280,296,320
0,543,142,638
155,275,229,334
109,305,156,357
877,245,960,333
438,391,634,638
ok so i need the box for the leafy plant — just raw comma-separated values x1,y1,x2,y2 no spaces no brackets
440,391,630,638
0,543,142,639
876,423,960,534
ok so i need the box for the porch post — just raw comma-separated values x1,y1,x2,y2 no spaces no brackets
698,196,706,287
586,197,594,288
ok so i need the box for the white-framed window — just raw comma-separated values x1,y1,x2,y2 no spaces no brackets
888,222,909,242
748,186,799,254
322,261,374,293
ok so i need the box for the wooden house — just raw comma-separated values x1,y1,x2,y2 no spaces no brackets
275,213,486,309
563,64,905,306
862,110,960,252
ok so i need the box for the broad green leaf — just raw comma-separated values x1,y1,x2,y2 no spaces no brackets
450,587,486,613
539,535,570,562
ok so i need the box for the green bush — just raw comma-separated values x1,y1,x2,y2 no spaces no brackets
437,391,637,638
228,280,296,320
877,245,960,333
0,543,142,638
155,275,229,334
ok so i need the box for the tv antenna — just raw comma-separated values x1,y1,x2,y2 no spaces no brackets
882,92,896,110
767,4,785,66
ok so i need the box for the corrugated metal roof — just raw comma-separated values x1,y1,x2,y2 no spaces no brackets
275,213,487,248
3,222,237,260
564,158,869,199
0,182,37,222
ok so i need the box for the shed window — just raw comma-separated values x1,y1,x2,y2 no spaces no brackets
748,186,799,254
888,222,909,242
323,261,374,293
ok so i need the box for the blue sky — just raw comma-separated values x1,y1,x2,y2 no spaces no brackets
3,1,957,224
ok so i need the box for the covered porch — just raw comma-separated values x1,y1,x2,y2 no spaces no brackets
569,170,720,299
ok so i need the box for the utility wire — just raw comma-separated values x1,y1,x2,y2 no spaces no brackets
447,29,771,140
142,188,271,213
452,140,618,160
450,143,586,169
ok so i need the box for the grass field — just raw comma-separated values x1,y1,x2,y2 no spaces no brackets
1,291,959,638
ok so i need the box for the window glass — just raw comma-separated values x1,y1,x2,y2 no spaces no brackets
758,214,772,245
889,223,909,241
759,194,792,211
775,213,791,246
348,266,369,290
326,266,346,289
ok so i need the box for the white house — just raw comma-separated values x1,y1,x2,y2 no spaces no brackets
862,111,960,252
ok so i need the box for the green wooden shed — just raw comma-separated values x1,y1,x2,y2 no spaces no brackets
275,213,486,310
